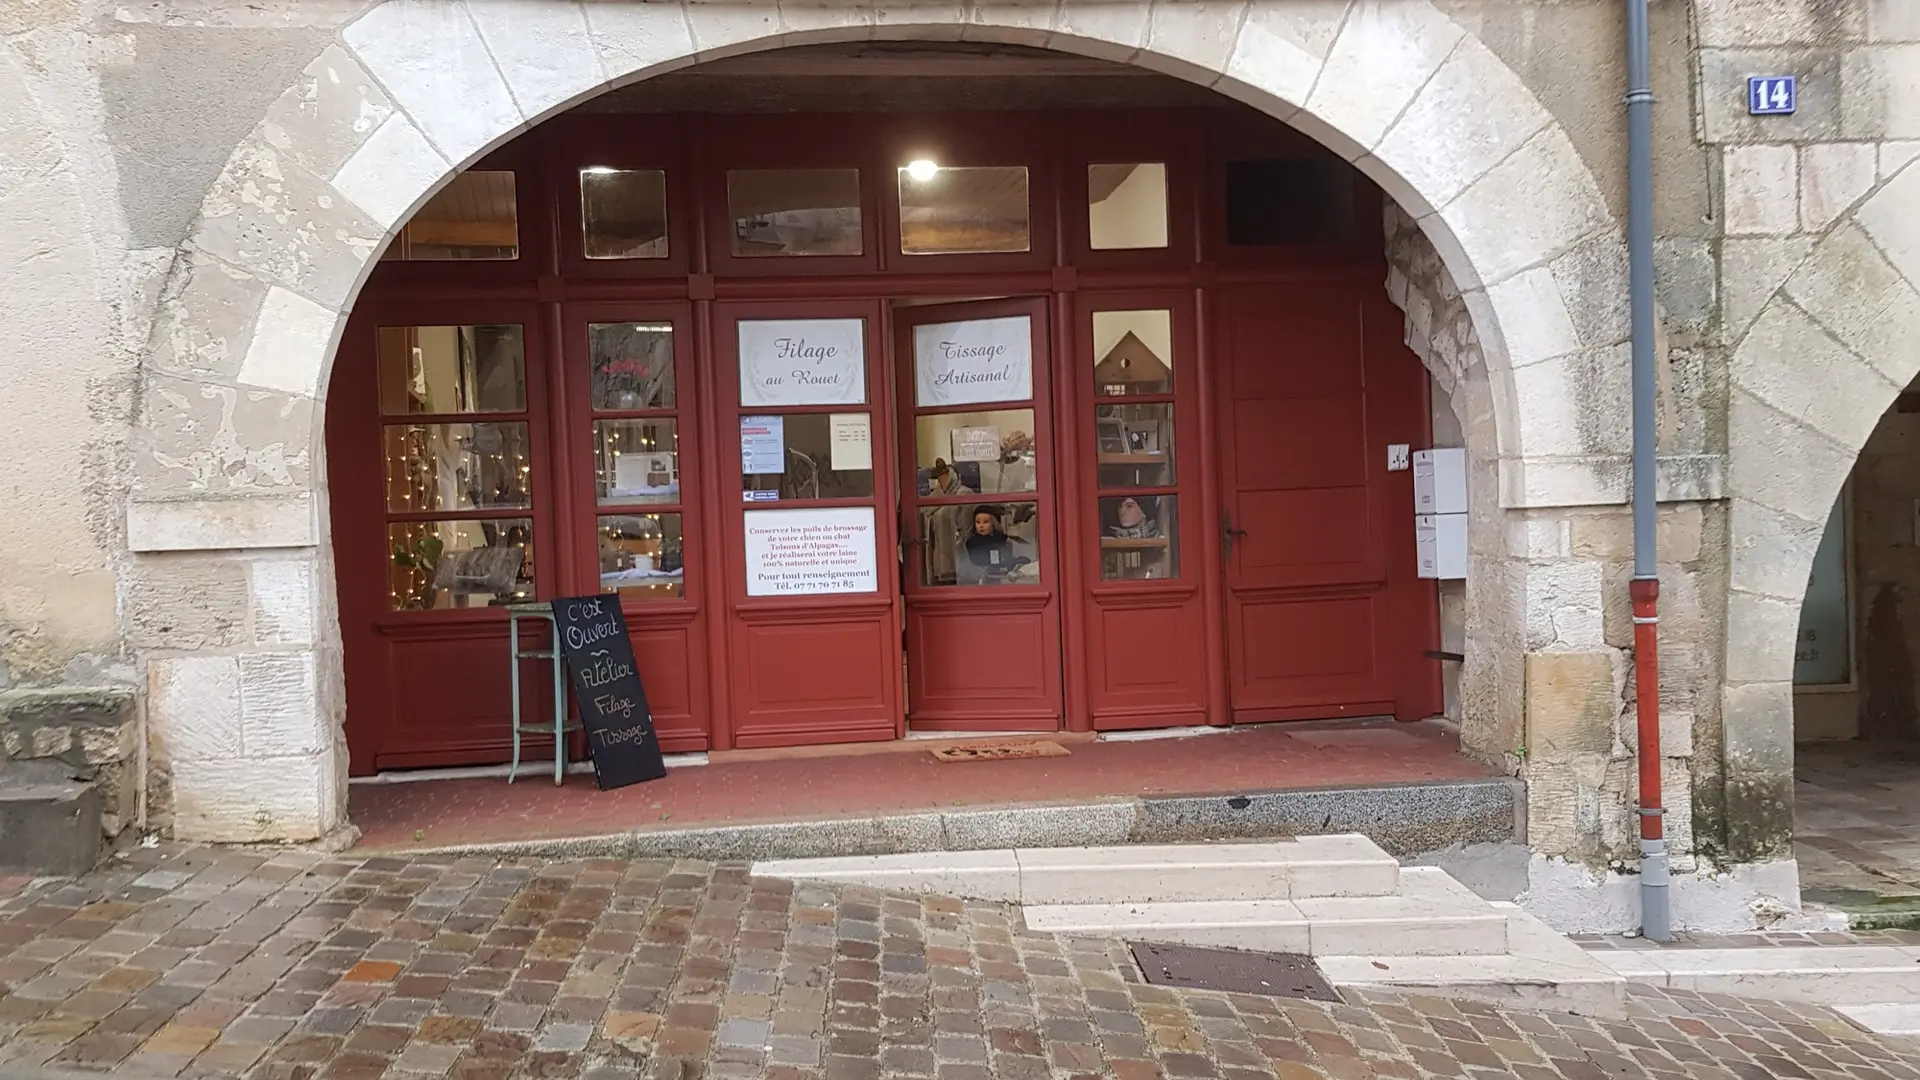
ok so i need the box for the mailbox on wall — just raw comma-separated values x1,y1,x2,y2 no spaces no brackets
1413,448,1467,580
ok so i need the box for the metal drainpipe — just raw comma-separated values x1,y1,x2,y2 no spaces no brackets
1625,0,1670,941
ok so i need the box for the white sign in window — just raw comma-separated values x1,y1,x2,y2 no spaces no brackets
738,318,866,407
743,506,879,597
913,315,1033,408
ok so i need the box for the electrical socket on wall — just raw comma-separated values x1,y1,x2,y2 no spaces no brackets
1387,444,1410,471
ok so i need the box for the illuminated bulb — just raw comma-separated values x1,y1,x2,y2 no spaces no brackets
582,165,619,175
904,159,939,182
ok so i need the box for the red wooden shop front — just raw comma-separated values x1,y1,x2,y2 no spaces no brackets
325,107,1442,775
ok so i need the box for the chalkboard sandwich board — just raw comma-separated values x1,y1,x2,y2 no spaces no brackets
551,595,666,789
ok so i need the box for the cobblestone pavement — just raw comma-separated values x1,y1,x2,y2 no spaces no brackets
4,847,1920,1080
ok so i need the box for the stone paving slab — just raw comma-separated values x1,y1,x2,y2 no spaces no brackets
0,846,1917,1080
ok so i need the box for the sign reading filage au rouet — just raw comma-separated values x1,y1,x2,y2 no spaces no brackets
914,315,1033,407
550,595,666,789
738,318,866,407
743,507,879,597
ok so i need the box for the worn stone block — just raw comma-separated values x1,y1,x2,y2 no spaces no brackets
780,3,877,46
1483,266,1583,371
1721,236,1816,346
1800,142,1877,231
240,652,325,757
1447,127,1612,289
1883,141,1920,179
188,137,380,311
1724,145,1800,236
128,496,318,553
1858,160,1920,286
1721,680,1796,777
1567,505,1704,562
582,0,699,83
1734,298,1899,455
240,287,338,399
1726,495,1832,603
1221,2,1347,108
1784,223,1920,387
1618,707,1696,762
125,557,252,650
259,44,396,183
75,723,134,766
171,753,331,842
1137,0,1245,85
682,3,784,60
1052,3,1151,64
1376,44,1547,212
1303,1,1460,154
149,655,244,764
135,372,315,496
145,251,270,384
1725,388,1861,531
343,2,526,164
250,557,316,645
465,0,610,119
1525,651,1621,762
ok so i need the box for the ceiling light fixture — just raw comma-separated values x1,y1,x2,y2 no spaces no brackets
904,159,940,182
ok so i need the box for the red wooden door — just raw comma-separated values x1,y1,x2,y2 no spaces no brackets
715,300,904,748
895,298,1063,731
1214,281,1439,722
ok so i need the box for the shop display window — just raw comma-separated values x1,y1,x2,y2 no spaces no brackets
919,502,1043,587
898,164,1031,255
581,168,668,259
739,413,876,500
598,513,685,601
1098,496,1178,580
1091,310,1173,396
378,324,526,415
382,170,519,261
1089,163,1169,250
594,419,679,506
388,518,535,610
914,409,1039,497
1091,307,1179,581
383,422,533,513
728,168,863,256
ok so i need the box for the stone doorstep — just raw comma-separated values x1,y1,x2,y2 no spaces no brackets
1022,866,1511,957
386,776,1525,863
753,834,1403,905
1836,1004,1920,1036
1594,944,1920,1007
755,838,1632,1019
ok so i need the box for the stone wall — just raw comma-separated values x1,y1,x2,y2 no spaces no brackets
0,688,139,837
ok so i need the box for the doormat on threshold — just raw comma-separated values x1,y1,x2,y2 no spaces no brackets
930,740,1070,763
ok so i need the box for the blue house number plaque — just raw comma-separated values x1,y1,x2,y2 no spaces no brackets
1748,75,1796,116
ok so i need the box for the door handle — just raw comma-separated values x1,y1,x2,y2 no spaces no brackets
1222,511,1248,559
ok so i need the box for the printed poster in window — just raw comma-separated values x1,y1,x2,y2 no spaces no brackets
743,507,879,597
738,318,866,407
913,315,1033,407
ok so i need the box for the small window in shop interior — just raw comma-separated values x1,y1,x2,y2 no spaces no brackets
1088,163,1169,250
728,168,863,257
581,168,668,259
383,170,519,261
1224,158,1354,246
898,164,1030,255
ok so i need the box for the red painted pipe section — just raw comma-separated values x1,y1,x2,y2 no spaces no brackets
1632,576,1662,844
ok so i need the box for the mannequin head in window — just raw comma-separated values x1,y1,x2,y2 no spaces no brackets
971,508,1002,540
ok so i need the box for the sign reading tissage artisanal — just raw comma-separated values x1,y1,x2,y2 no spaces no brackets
913,314,1033,407
743,507,879,597
550,595,666,789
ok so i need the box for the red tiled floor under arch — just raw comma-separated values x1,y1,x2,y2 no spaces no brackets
348,720,1500,852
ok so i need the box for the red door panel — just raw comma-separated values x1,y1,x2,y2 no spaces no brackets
1215,282,1440,722
895,297,1062,731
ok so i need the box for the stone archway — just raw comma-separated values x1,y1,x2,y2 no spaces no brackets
1721,159,1920,862
129,0,1621,842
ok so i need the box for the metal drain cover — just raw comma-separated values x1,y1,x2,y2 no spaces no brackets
1129,941,1340,1001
